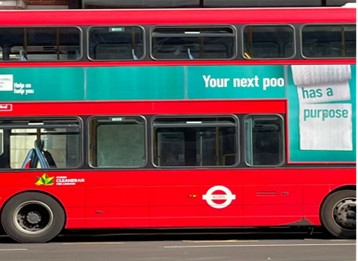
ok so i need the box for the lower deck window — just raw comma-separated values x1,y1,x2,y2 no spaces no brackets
245,115,284,166
153,116,238,167
89,116,146,168
0,118,81,169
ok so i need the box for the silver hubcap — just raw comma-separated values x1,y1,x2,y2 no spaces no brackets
333,197,356,231
13,201,54,235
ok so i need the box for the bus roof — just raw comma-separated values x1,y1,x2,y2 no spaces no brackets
0,7,355,26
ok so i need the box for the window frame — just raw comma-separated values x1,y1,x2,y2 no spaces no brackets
241,24,296,60
0,26,83,62
301,23,356,59
150,25,237,60
87,25,146,61
243,114,285,167
87,115,147,169
0,117,83,169
151,115,240,168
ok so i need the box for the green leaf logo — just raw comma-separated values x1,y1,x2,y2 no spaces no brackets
35,173,54,186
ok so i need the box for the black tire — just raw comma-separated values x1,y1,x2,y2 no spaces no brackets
321,189,356,239
1,192,65,243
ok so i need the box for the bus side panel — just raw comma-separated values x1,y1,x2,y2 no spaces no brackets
149,169,303,228
148,168,355,228
0,172,87,229
0,168,355,230
84,171,151,228
149,184,243,227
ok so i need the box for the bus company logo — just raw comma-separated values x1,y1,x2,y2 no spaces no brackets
35,174,85,186
202,185,236,209
56,176,85,186
0,104,12,112
35,173,54,186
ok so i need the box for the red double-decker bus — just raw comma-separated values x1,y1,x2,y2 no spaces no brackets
0,7,355,243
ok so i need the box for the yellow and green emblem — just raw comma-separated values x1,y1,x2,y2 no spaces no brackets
35,173,54,186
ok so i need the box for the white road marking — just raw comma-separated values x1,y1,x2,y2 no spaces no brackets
0,249,27,251
164,242,356,249
62,242,125,245
183,240,259,243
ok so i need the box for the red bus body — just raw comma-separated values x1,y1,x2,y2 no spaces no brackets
0,7,355,242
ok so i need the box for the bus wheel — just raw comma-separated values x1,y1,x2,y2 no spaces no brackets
321,189,356,239
1,192,65,243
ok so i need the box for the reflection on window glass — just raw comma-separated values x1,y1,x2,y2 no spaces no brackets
245,115,284,166
0,27,81,61
152,27,235,60
243,25,294,59
302,25,356,58
89,116,145,168
89,26,144,60
0,119,81,169
153,117,238,167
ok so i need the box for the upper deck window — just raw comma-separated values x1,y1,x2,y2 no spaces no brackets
302,24,356,58
88,26,144,60
151,27,235,60
0,27,81,62
243,25,294,59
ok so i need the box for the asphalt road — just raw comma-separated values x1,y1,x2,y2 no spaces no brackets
0,230,356,261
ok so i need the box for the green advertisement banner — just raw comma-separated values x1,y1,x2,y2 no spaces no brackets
0,65,286,101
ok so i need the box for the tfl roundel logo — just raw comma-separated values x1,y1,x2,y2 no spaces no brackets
202,186,236,209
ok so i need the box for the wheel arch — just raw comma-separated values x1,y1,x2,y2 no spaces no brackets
320,185,356,211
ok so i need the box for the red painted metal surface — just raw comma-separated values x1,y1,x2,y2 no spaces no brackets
0,8,355,26
0,100,287,116
0,167,354,229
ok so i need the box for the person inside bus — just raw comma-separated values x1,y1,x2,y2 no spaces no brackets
19,49,28,61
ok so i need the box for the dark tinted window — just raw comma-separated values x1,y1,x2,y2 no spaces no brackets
245,115,284,166
302,24,356,58
153,116,238,167
0,27,81,61
151,27,235,60
89,26,144,60
243,25,294,59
